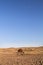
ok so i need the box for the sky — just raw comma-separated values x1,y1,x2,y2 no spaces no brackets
0,0,43,48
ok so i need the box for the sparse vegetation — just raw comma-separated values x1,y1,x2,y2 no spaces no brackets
0,47,43,65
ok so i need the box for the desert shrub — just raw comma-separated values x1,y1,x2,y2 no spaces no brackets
18,49,23,52
17,49,24,55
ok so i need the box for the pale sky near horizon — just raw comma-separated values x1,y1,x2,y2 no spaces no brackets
0,0,43,48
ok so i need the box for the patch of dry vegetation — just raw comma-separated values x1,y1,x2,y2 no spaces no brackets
0,46,43,65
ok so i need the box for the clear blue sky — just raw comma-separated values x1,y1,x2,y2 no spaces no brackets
0,0,43,48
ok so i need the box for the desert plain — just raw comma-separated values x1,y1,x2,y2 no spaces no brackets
0,46,43,65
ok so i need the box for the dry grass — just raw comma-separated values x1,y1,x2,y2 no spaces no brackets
0,46,43,65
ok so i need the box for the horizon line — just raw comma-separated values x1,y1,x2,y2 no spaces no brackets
0,46,43,48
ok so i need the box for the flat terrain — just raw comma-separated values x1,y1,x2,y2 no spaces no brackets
0,46,43,65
